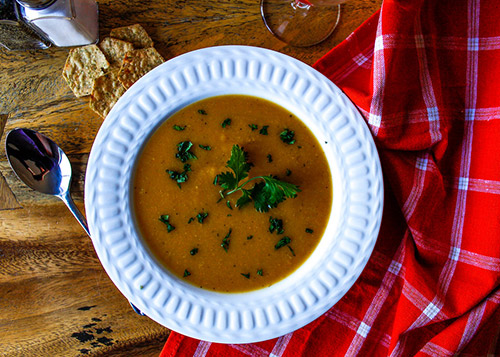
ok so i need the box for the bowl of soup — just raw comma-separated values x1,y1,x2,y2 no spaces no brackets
85,45,383,343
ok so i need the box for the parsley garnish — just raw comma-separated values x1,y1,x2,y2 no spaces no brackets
259,125,269,135
249,124,258,131
275,236,291,249
216,145,300,212
187,217,195,224
176,141,197,163
190,248,198,255
226,200,233,210
288,245,296,256
305,228,314,234
173,125,186,131
221,228,232,252
198,109,207,115
269,217,284,234
166,163,191,188
241,273,250,279
267,154,273,163
183,269,191,277
159,215,175,233
280,129,296,145
196,212,208,223
286,169,292,176
221,118,232,128
199,144,211,151
247,235,253,240
257,269,263,276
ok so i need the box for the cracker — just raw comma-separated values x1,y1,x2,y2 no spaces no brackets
89,70,126,118
110,24,154,49
62,44,110,97
118,47,164,89
98,37,134,67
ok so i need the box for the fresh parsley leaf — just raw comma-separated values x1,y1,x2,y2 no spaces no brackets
305,228,314,234
226,145,253,183
190,248,198,255
226,200,233,210
159,215,175,232
166,169,188,189
259,125,269,135
247,235,253,240
288,245,296,256
198,109,207,115
275,236,291,249
221,228,232,252
188,217,195,224
248,124,258,131
216,145,300,212
257,269,263,276
280,129,296,144
286,169,292,176
267,154,273,163
221,118,231,128
176,141,197,163
183,269,191,277
241,273,250,279
173,125,186,131
196,212,208,223
199,144,211,151
269,217,284,234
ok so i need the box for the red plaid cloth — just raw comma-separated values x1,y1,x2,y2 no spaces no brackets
160,0,500,355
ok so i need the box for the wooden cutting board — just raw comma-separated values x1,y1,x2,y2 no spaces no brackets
0,0,381,355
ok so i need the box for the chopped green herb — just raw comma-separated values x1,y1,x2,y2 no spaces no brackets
259,125,269,135
269,217,284,234
183,163,192,172
159,215,175,233
198,109,207,115
173,125,186,131
216,145,300,212
280,129,296,145
267,154,273,163
248,124,258,131
305,228,314,234
275,236,291,249
188,217,195,224
213,174,219,185
288,245,296,256
221,228,232,252
221,118,232,128
226,200,233,210
175,141,197,163
286,169,292,176
166,169,189,189
199,144,211,151
140,285,144,289
190,248,198,256
241,273,250,279
196,212,208,223
183,269,191,277
247,235,253,240
257,269,263,276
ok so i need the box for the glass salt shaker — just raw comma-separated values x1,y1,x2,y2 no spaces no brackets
0,0,49,50
16,0,98,47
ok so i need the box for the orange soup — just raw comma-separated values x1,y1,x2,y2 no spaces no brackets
133,95,332,292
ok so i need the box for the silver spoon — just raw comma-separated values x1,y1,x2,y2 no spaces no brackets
5,128,145,316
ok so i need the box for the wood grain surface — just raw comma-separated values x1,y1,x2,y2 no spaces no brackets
0,0,381,355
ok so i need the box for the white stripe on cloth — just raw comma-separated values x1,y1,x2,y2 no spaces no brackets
193,341,212,357
390,1,482,355
414,15,442,145
377,34,500,51
270,332,293,357
344,230,409,356
402,152,431,221
228,342,271,357
368,7,386,137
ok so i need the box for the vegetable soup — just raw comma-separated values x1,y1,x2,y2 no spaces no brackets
133,95,332,293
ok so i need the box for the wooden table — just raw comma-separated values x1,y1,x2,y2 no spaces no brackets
0,1,381,355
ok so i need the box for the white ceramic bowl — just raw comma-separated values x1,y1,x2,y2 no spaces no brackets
84,45,383,343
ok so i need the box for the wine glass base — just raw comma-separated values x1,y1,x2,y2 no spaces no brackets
261,0,341,47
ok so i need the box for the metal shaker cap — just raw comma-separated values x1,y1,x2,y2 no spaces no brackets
15,0,56,9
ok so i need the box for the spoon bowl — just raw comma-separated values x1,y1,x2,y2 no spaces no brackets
5,128,89,235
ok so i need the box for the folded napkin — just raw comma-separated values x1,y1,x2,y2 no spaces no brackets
160,0,500,355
